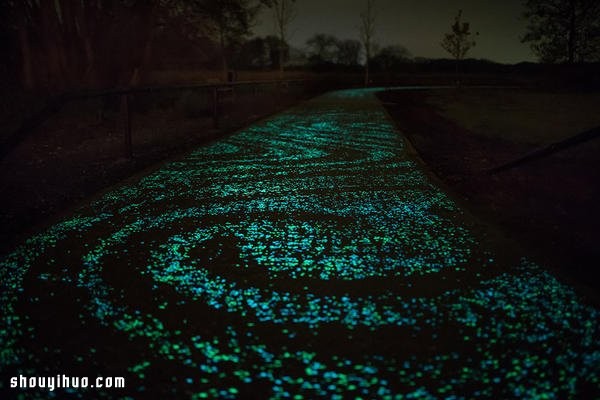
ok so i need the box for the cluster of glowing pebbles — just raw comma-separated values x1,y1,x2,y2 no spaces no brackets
0,88,598,399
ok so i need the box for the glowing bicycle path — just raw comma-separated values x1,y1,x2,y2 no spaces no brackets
1,88,598,399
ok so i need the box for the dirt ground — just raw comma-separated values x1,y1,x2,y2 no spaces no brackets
378,88,600,294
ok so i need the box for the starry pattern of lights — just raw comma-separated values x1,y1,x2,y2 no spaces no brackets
0,88,598,399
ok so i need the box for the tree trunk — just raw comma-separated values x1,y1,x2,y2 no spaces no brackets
220,30,228,82
77,2,97,86
568,0,576,63
278,2,285,80
118,2,155,88
82,33,96,86
279,47,284,80
137,31,154,86
455,56,460,87
364,47,370,87
18,26,34,90
38,0,66,90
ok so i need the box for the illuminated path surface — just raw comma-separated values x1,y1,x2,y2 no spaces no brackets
1,88,599,399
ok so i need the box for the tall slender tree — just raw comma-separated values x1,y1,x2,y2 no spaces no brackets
266,0,296,78
441,10,477,86
359,0,375,87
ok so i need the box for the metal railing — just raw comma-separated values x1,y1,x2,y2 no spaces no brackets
1,79,322,160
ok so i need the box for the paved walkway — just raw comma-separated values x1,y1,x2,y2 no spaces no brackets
1,88,598,399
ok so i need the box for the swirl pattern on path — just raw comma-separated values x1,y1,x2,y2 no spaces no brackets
1,88,599,399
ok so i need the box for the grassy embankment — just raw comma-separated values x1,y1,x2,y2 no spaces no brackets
379,88,600,295
428,90,600,145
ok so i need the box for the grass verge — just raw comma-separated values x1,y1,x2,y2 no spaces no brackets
378,88,600,294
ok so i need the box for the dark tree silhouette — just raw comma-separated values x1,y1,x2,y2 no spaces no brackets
0,1,160,90
264,0,296,78
190,0,264,81
359,0,375,86
522,0,600,63
441,10,477,86
306,33,340,65
0,0,218,91
232,35,288,69
234,36,269,68
264,35,289,68
371,45,412,72
336,39,362,66
0,0,271,90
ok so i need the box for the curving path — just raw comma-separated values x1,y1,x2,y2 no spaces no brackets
1,88,599,399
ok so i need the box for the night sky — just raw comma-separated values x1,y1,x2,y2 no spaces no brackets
254,0,535,64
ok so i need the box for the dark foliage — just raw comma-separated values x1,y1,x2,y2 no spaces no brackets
522,0,600,63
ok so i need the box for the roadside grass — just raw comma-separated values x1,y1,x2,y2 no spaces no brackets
424,89,600,146
378,87,600,295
